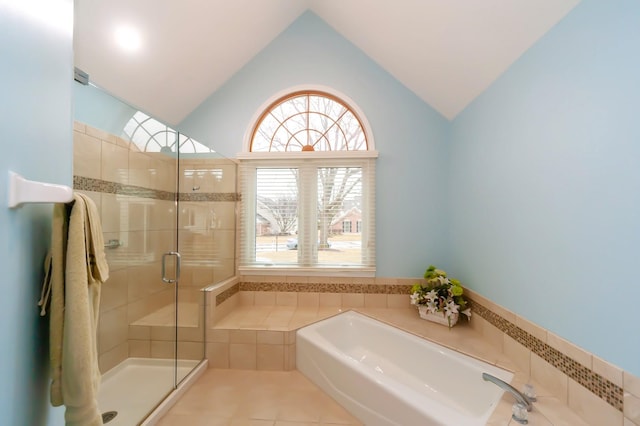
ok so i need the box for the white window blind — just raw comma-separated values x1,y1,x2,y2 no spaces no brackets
255,168,298,264
238,158,375,272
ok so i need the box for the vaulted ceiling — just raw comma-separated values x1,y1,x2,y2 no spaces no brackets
74,0,580,126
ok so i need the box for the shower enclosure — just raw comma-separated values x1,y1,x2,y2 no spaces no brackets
73,82,236,424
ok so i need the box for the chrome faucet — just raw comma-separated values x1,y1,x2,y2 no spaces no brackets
482,373,533,412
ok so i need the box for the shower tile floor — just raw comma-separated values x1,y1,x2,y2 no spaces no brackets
157,369,363,426
99,358,200,426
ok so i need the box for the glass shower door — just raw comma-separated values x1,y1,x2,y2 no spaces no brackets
124,113,211,411
174,132,217,384
126,122,182,419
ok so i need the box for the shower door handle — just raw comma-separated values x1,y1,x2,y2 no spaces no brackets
161,251,181,283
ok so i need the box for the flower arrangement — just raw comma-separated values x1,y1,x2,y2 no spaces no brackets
410,265,471,327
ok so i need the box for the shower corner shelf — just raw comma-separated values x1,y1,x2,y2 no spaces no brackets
8,171,74,208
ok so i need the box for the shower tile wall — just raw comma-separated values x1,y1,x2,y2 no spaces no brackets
174,159,237,363
178,159,237,295
73,121,236,373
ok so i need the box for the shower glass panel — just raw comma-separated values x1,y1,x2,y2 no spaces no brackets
175,134,237,383
72,81,235,424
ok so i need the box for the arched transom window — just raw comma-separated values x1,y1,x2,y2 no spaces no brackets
123,111,214,153
251,91,368,152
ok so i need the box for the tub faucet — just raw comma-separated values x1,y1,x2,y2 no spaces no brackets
482,373,533,412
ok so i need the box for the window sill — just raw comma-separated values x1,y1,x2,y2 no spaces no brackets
238,265,376,278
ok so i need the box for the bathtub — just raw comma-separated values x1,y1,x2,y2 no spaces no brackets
296,311,513,426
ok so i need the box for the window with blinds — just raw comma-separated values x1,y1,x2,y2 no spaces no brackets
238,90,377,275
255,168,299,264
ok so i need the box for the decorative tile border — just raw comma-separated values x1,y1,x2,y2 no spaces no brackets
469,300,623,412
239,281,412,294
227,280,623,412
179,193,240,202
215,283,239,305
74,175,239,202
74,176,174,200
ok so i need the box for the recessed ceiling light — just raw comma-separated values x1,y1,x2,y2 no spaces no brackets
114,25,142,52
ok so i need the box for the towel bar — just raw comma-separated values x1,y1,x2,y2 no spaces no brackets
8,171,74,208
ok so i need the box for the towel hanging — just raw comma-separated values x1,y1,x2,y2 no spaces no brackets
40,193,108,426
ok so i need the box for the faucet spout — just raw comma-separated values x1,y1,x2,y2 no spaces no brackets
482,373,532,411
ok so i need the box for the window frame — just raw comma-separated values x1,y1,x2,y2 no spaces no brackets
249,90,368,153
239,87,377,277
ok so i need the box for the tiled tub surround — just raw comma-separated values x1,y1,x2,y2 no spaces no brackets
206,279,640,426
73,121,238,373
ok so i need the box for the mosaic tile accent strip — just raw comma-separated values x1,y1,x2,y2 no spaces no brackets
74,176,240,202
230,280,623,412
179,193,240,202
74,176,119,194
216,283,239,305
74,176,175,201
239,281,412,294
469,300,624,412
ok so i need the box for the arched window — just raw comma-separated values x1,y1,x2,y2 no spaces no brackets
123,111,214,153
251,91,368,152
239,89,377,275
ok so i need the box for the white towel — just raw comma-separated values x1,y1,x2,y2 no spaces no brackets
41,193,109,426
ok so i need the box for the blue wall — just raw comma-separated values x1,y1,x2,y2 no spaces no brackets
179,11,451,277
180,2,639,376
0,1,72,424
449,0,640,376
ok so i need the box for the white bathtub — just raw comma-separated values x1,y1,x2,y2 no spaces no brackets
296,311,513,426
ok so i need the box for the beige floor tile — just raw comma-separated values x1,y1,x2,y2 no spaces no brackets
276,401,321,423
159,369,361,425
234,396,280,420
230,420,276,426
157,413,230,426
169,389,241,418
320,399,362,424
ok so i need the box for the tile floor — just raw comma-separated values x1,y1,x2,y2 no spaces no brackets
157,304,591,425
157,368,362,426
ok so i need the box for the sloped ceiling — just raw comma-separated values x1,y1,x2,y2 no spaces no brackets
74,0,580,125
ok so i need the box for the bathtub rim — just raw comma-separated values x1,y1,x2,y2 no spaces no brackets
296,309,515,425
333,309,516,374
